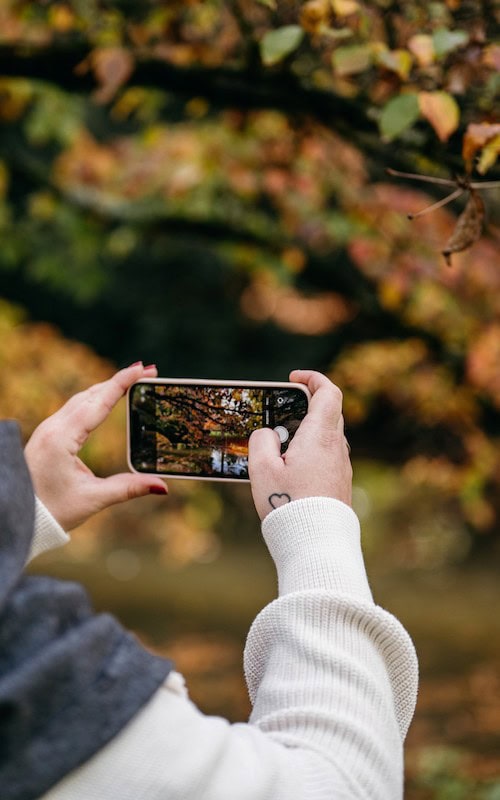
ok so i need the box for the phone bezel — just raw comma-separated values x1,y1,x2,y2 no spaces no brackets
126,377,310,482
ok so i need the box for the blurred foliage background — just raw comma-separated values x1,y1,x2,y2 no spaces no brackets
1,1,499,796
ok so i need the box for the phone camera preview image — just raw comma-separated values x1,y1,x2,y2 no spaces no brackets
128,382,309,481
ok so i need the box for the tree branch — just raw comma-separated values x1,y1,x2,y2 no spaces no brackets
0,42,465,173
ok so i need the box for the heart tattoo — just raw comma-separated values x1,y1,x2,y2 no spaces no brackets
269,493,292,509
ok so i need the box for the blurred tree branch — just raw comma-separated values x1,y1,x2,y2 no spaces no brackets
0,43,466,175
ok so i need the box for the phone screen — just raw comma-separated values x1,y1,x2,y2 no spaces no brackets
128,381,309,480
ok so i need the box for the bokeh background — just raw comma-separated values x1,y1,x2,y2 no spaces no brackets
1,2,500,797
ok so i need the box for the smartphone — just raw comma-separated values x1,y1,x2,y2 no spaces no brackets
127,378,310,481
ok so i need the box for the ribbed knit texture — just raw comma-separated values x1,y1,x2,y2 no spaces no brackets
38,494,418,800
261,497,373,601
29,498,69,561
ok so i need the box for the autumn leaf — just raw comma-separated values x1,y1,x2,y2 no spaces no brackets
332,44,372,76
331,0,359,16
463,122,500,174
260,26,304,66
467,324,500,408
89,47,135,105
442,189,485,265
407,34,434,67
375,48,413,80
300,0,331,34
482,43,500,71
418,91,460,142
477,135,500,174
48,4,76,33
0,78,34,121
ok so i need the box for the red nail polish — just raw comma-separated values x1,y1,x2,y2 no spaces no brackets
149,485,167,495
144,364,156,370
130,360,143,367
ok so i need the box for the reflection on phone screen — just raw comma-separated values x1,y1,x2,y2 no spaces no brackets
129,383,308,480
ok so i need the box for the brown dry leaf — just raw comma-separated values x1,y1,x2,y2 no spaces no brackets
442,189,485,265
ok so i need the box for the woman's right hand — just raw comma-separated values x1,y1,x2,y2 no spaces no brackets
248,370,352,521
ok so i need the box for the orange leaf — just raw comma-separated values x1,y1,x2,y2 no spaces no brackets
418,91,460,142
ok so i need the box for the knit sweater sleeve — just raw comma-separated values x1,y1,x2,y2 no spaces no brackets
40,498,418,800
28,497,70,561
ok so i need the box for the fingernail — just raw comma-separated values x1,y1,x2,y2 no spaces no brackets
130,360,143,367
149,485,167,495
144,364,156,370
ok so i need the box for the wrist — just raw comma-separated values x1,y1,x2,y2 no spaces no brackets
262,496,373,603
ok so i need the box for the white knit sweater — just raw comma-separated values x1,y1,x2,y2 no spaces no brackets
30,496,418,800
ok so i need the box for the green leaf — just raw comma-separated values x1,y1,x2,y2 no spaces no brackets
379,93,420,141
432,28,469,58
260,26,304,67
332,44,373,76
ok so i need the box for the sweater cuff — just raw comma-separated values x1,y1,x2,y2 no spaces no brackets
27,497,70,562
262,497,373,603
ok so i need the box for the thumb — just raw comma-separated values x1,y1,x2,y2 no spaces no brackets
248,427,282,478
94,473,168,510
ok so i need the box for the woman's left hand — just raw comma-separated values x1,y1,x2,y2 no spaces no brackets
24,362,168,531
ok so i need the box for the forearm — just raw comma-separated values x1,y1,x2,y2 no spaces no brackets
41,498,418,800
245,498,418,798
246,592,416,798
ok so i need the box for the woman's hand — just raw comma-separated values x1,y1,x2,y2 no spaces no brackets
24,362,168,531
248,370,352,521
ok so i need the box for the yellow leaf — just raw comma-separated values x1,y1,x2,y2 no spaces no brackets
331,0,359,15
0,78,34,121
418,91,460,141
463,122,500,173
301,0,330,35
477,134,500,174
376,48,413,80
408,34,434,67
48,4,77,33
